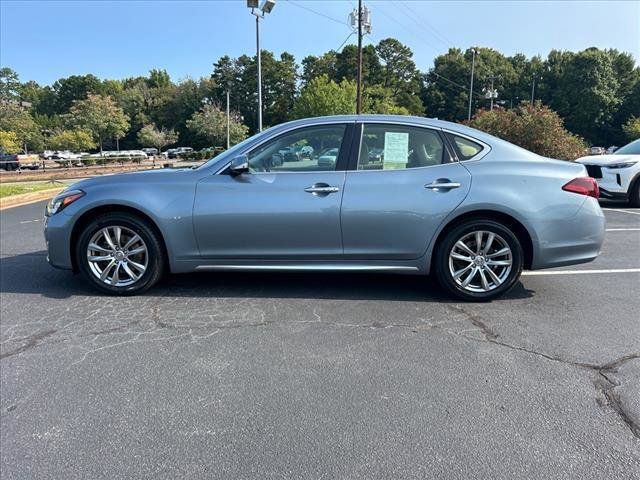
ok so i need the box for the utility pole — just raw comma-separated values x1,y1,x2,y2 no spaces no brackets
350,1,371,114
484,75,499,111
467,48,478,121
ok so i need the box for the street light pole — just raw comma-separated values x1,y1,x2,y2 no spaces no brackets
468,48,477,121
248,1,275,132
531,75,536,104
226,89,230,149
356,0,363,114
256,14,262,131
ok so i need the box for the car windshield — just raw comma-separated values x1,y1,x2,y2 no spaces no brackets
614,139,640,155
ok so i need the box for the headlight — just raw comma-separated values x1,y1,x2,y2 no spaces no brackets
45,189,85,216
606,161,637,169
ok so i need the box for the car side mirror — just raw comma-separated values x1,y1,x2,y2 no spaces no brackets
229,155,249,175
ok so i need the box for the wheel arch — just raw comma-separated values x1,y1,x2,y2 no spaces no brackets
430,209,534,270
69,204,170,273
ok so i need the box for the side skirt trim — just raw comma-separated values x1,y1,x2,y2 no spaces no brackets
194,264,420,273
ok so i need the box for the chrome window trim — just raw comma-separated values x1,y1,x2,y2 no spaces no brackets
214,120,354,175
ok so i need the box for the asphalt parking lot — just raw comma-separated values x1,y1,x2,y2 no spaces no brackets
1,200,639,479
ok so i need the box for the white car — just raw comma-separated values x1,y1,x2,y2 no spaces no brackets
575,138,640,206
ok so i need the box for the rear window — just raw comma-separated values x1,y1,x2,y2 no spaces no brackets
446,133,484,160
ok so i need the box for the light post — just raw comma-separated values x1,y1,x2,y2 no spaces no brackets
247,0,276,132
467,48,478,121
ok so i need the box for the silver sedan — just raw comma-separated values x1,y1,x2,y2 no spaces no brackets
44,115,605,300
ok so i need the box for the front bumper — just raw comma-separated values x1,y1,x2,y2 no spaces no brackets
43,211,74,270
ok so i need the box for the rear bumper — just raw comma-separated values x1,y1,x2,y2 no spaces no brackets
598,187,627,200
531,197,605,270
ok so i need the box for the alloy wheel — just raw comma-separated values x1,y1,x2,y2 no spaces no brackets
448,230,513,293
86,225,148,287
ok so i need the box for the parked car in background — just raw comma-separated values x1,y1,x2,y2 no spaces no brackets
317,147,339,169
589,146,606,155
142,148,158,156
168,147,193,159
0,149,20,171
576,138,640,206
44,114,605,300
606,146,618,154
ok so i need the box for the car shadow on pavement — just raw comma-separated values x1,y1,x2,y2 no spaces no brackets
0,251,535,302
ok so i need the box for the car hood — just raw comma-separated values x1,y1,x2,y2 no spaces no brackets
66,168,193,191
575,154,639,166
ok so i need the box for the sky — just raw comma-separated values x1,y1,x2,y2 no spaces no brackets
1,0,639,86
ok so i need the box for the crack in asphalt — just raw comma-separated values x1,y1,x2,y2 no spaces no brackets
447,304,640,439
0,329,58,360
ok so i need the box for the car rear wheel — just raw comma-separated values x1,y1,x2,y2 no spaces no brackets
434,219,524,301
76,213,164,295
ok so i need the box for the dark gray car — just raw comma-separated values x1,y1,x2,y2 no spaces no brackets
44,115,605,300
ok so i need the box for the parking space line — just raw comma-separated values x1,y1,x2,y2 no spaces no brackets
523,268,640,276
602,208,640,216
605,228,640,231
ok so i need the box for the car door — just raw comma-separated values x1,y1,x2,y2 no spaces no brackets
193,123,354,259
340,122,473,260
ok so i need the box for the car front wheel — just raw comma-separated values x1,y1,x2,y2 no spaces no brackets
434,219,524,301
76,213,165,295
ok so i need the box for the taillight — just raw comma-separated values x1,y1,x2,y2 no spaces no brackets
562,177,599,198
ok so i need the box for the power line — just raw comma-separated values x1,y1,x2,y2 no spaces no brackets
283,0,349,26
398,1,452,47
336,31,355,52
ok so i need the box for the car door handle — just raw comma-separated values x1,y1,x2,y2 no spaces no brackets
304,184,340,194
424,180,461,190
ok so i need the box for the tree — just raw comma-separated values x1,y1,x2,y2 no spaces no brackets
0,67,21,101
137,124,178,153
0,130,21,154
51,74,103,112
48,129,96,152
469,102,586,160
293,75,356,118
68,94,129,153
186,104,248,148
622,117,640,140
0,102,44,153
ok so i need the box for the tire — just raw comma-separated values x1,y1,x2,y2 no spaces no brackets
629,178,640,208
76,212,165,295
434,219,524,301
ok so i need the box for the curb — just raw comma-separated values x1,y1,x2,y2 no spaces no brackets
0,188,64,211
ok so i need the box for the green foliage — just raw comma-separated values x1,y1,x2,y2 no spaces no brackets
137,124,178,153
469,102,586,160
4,42,639,151
186,104,248,147
0,67,21,100
0,102,44,152
68,94,129,152
0,130,21,154
293,75,356,118
48,129,96,151
622,116,640,140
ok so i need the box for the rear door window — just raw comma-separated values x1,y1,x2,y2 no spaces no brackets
357,124,449,170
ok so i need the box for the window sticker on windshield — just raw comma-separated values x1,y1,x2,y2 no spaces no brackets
383,132,409,169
